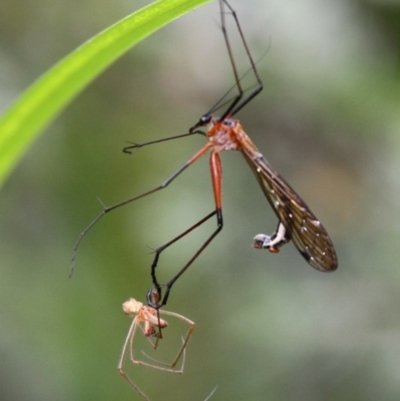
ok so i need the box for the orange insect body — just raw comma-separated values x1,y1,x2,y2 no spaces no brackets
71,0,337,311
204,116,337,271
207,117,244,151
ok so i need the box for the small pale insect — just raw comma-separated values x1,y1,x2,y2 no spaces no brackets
118,298,196,401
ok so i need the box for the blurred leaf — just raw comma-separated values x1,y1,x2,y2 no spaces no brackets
0,0,211,188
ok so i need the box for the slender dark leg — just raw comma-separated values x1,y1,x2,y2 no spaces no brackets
70,142,212,276
147,209,223,308
219,0,263,119
123,130,206,154
148,152,224,308
189,0,263,132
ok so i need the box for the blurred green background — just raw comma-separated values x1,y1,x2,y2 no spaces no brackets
2,0,400,400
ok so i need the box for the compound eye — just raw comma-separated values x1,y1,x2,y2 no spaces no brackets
223,119,234,127
200,114,212,125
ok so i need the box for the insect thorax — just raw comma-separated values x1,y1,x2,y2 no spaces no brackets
207,117,244,151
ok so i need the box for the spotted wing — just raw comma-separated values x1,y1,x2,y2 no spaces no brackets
241,149,338,272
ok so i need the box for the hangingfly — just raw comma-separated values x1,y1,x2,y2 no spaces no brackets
71,0,338,308
193,116,338,274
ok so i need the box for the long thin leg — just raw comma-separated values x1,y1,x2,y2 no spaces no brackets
147,210,217,306
204,387,218,401
219,0,263,119
123,130,206,154
128,326,187,374
158,310,195,367
149,152,224,308
141,309,195,369
70,142,213,276
189,0,263,132
118,318,152,401
154,212,222,308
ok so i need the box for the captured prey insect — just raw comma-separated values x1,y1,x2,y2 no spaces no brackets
118,297,198,401
71,0,338,308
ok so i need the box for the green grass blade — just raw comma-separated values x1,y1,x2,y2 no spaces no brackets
0,0,212,188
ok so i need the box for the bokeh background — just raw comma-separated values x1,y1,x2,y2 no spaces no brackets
2,0,400,400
